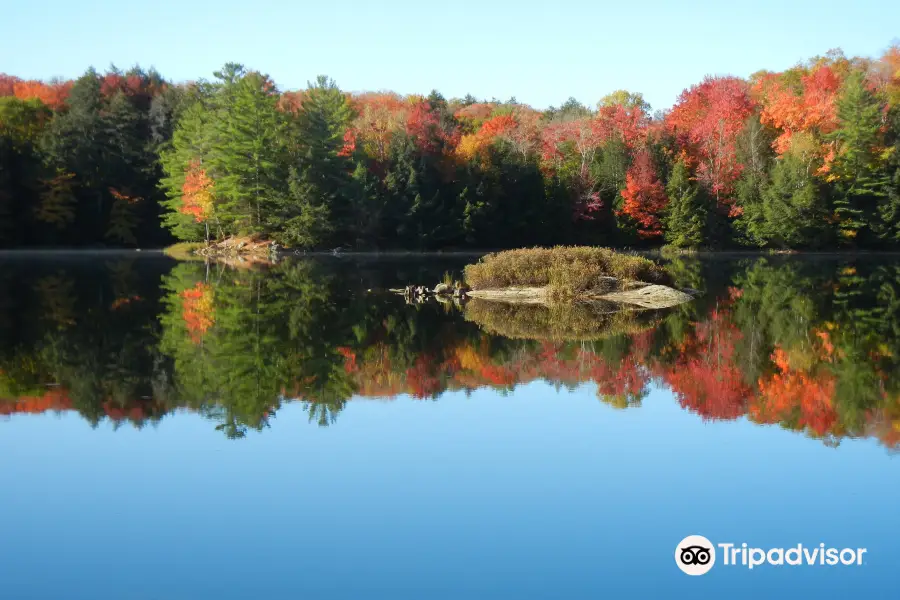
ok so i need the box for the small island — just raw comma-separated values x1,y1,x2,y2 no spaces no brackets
388,247,696,340
462,247,694,310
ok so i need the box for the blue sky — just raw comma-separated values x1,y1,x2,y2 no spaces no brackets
3,0,898,110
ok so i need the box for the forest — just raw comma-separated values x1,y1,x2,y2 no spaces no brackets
1,45,900,250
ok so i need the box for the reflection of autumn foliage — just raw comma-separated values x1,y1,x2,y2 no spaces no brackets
337,347,358,373
6,258,900,453
0,388,165,427
110,295,143,310
180,283,215,343
660,309,749,420
405,354,444,399
0,388,72,415
752,347,838,437
590,359,648,408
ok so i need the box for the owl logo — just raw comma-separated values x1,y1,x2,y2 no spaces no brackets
680,545,712,565
675,535,716,575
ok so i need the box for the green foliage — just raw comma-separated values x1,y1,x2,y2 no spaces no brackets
828,71,891,245
664,159,708,248
757,151,831,248
267,75,354,247
208,69,287,234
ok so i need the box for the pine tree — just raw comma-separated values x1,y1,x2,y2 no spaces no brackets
664,159,707,247
269,75,353,247
271,167,332,247
828,71,891,245
208,69,286,235
159,100,213,241
760,152,831,248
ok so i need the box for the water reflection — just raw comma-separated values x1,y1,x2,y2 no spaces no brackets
1,255,899,449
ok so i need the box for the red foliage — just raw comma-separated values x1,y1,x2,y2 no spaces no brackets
337,346,358,373
349,92,408,162
110,295,142,310
660,309,749,420
337,129,357,157
666,76,754,208
590,359,648,403
405,100,444,154
405,353,442,398
618,149,668,238
594,104,649,148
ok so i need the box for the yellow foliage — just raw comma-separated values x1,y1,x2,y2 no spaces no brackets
456,134,483,161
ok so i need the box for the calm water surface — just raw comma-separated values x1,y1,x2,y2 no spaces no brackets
0,253,898,599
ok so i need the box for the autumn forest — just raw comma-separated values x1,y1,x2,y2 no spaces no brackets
2,45,900,250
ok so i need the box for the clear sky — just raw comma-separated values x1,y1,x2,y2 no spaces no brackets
2,0,898,111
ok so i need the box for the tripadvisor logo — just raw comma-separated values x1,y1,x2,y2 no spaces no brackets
674,535,867,576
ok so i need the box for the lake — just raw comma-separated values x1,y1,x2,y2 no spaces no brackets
0,252,898,599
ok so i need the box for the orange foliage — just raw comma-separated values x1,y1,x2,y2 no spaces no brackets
349,92,408,162
756,66,841,157
181,283,215,343
455,114,518,161
181,159,214,223
277,90,306,113
0,388,72,415
110,295,142,310
752,347,838,436
9,79,72,110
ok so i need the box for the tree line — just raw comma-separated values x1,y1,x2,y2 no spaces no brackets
2,45,900,250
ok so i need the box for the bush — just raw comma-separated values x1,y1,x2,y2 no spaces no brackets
463,247,672,296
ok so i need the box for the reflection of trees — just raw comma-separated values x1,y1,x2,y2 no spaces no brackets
159,261,345,435
2,256,900,449
0,260,170,427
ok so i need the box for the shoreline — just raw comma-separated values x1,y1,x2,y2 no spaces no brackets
3,247,900,258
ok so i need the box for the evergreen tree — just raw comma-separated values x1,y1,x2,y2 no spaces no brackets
828,71,891,245
159,99,213,241
759,151,831,248
664,159,708,247
272,166,332,247
208,69,286,235
875,104,900,244
270,75,353,248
